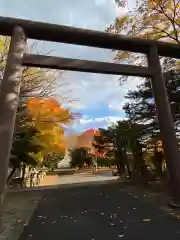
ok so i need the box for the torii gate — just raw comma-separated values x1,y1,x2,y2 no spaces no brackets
0,17,180,212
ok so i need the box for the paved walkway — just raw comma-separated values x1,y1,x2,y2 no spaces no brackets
19,182,180,240
40,170,118,186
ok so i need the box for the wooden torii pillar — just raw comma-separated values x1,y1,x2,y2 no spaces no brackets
148,46,180,205
0,26,26,228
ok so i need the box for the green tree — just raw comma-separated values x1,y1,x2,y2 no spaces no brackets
115,120,148,179
122,71,180,178
7,126,42,184
93,121,149,180
70,148,91,168
123,71,180,132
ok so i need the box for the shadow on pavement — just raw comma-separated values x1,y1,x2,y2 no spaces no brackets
19,181,180,240
47,169,77,176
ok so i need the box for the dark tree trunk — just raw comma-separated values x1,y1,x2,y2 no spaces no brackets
131,140,147,182
6,166,17,184
152,145,164,178
115,150,125,176
22,163,26,180
123,148,131,179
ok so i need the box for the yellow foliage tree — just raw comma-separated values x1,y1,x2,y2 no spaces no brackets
27,98,74,156
107,0,180,69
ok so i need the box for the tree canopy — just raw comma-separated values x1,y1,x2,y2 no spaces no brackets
107,0,180,73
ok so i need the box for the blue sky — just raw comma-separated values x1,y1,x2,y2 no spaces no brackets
0,0,140,133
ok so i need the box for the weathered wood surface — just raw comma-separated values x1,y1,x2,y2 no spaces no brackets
23,54,153,77
0,16,179,58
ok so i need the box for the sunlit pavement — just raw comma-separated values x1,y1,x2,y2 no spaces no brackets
19,182,180,240
40,170,118,186
55,170,118,184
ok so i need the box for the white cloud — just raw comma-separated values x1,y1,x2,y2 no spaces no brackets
63,102,86,110
63,73,143,111
106,116,126,123
80,117,106,124
108,103,122,111
1,0,143,129
95,0,108,6
108,98,128,111
79,115,126,126
60,73,144,118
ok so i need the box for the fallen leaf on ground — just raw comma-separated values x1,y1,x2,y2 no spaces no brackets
143,219,152,222
110,223,115,226
169,213,175,216
118,234,124,237
16,219,23,223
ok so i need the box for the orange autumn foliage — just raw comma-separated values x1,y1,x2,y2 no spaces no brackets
75,128,100,149
27,98,74,129
78,129,107,158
